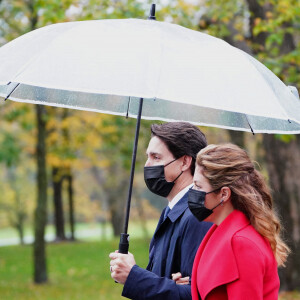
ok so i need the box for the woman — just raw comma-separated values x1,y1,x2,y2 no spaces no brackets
186,143,290,300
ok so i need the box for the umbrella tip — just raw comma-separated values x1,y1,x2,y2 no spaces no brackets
148,3,156,20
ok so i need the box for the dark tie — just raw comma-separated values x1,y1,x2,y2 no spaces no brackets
163,206,171,221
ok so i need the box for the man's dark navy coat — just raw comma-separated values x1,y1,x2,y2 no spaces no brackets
122,192,212,300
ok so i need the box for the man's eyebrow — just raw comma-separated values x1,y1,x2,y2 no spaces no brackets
146,151,160,156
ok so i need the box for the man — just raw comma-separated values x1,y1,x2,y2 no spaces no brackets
109,122,212,300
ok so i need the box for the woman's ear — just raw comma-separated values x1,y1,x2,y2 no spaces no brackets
220,187,231,202
181,155,193,172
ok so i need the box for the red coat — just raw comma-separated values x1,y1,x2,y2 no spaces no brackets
191,210,280,300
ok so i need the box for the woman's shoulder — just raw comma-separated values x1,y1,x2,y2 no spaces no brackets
232,224,274,260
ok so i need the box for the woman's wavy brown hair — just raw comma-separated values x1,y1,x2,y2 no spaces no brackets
197,143,290,267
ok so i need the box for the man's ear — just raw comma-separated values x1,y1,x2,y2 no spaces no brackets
220,187,231,202
181,155,193,172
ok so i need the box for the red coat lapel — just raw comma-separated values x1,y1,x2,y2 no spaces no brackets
191,224,217,300
193,210,250,299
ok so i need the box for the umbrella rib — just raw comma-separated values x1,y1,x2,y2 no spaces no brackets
4,82,20,101
244,114,255,135
126,96,131,118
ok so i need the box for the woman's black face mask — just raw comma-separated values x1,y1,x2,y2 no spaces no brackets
144,158,183,197
188,187,223,222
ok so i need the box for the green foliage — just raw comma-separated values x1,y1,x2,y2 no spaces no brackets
202,0,300,145
0,0,74,42
202,0,246,38
0,132,21,167
251,1,300,143
274,134,296,143
77,0,149,21
3,105,31,122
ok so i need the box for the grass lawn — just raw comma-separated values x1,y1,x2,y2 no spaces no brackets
0,238,150,300
0,238,299,300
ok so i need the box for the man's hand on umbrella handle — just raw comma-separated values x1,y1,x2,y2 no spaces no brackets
109,251,136,284
172,272,190,285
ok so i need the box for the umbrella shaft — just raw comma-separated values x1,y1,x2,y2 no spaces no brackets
120,97,143,252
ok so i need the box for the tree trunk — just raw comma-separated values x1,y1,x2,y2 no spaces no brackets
246,0,269,49
61,109,76,241
15,193,26,245
263,135,300,290
26,0,48,284
107,165,128,237
17,221,25,245
66,171,75,241
33,104,48,284
52,167,66,241
110,197,125,236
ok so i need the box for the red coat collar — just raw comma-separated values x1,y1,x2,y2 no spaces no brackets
191,210,250,299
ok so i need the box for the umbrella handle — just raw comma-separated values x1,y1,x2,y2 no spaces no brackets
115,233,129,283
118,233,130,254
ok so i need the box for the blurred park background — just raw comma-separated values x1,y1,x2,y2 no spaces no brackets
0,0,299,299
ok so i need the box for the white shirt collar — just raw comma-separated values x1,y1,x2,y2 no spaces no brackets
168,183,193,210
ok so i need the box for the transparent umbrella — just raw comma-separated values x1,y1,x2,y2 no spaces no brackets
1,10,300,252
1,19,299,134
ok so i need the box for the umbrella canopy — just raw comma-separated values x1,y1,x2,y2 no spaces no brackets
0,18,299,134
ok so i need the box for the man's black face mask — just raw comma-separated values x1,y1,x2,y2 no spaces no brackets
144,158,183,197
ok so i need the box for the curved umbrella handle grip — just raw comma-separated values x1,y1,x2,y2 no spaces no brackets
118,233,130,254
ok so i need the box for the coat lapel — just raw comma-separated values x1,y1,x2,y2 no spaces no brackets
191,224,217,300
168,192,189,223
148,208,165,263
196,210,250,299
152,208,166,240
153,193,189,239
148,193,189,270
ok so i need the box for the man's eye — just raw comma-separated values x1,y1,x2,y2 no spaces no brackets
193,184,201,190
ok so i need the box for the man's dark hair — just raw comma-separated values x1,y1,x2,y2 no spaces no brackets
151,122,207,175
